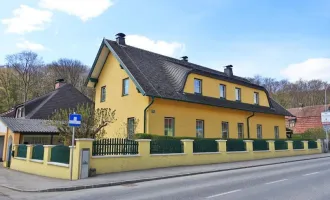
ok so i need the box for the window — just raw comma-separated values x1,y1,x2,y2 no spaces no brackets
274,126,279,139
164,117,175,136
127,118,135,139
257,124,262,139
237,123,244,138
222,122,229,139
196,120,204,138
289,119,296,127
220,84,226,99
254,92,259,105
100,86,106,102
194,79,202,94
235,88,241,101
122,78,129,96
15,107,24,118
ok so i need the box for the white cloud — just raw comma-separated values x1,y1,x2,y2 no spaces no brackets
126,35,185,57
281,58,330,82
16,40,45,51
39,0,113,21
1,5,52,34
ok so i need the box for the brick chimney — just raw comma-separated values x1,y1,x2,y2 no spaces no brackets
55,79,65,89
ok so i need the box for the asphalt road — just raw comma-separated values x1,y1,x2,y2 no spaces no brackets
1,157,330,200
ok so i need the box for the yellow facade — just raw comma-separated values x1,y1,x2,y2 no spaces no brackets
94,53,286,139
94,53,149,138
147,98,286,139
184,73,269,107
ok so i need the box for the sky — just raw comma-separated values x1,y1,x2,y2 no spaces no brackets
0,0,330,81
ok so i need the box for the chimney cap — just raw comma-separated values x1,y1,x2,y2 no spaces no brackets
181,56,188,62
116,33,126,38
225,65,233,69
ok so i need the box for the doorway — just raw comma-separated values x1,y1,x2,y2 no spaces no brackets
7,136,12,168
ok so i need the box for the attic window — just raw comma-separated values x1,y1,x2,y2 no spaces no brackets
15,107,24,118
194,79,202,94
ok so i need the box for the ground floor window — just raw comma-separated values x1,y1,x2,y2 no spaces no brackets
196,120,204,138
257,124,262,139
274,126,279,139
164,117,175,136
127,118,135,139
237,123,244,138
222,122,229,139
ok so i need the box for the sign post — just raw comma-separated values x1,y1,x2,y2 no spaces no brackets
321,112,330,152
68,113,82,181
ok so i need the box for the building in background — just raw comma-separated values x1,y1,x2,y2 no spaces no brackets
86,33,293,139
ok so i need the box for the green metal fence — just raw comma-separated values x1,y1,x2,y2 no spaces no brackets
226,139,246,151
17,144,27,158
92,138,139,156
293,140,304,149
308,141,317,149
150,139,183,154
50,145,70,164
32,145,44,160
253,140,269,151
274,140,288,150
193,139,218,153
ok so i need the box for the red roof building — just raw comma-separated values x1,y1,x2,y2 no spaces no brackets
286,104,330,134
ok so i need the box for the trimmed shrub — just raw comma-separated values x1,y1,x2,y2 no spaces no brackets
253,140,268,151
274,140,288,150
226,139,246,151
193,139,218,153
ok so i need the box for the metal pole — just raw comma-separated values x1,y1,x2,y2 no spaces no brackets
69,112,76,181
325,84,329,152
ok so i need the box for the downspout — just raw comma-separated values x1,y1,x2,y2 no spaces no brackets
144,97,155,133
247,112,255,139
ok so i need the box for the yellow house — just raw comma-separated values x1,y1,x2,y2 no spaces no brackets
87,33,293,139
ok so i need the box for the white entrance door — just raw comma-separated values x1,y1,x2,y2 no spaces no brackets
80,149,90,179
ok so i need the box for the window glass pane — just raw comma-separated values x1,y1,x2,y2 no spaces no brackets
196,120,204,138
220,85,226,98
235,88,241,101
123,79,129,95
194,79,201,94
254,92,259,104
274,126,279,139
238,123,243,138
165,118,174,136
127,118,135,139
101,86,106,102
222,122,228,139
257,125,262,139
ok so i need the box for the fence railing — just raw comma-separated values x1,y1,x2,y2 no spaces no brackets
193,139,218,153
92,138,139,156
293,141,304,149
226,140,246,151
32,145,44,160
308,141,317,149
253,140,269,151
150,139,183,154
50,145,70,164
17,144,27,158
274,140,288,150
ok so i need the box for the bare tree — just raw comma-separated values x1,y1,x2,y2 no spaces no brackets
5,51,43,103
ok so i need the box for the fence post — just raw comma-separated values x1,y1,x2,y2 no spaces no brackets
74,139,94,180
244,140,254,152
216,140,227,153
43,145,55,165
317,139,322,152
286,141,294,152
267,140,275,152
181,139,194,155
302,140,309,151
136,139,151,157
26,145,34,161
12,144,19,157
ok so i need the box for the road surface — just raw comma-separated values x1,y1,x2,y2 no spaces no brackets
1,157,329,200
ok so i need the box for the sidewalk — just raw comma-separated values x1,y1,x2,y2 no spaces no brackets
1,154,330,192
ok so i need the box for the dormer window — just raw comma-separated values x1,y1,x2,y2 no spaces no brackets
194,79,202,94
15,107,24,118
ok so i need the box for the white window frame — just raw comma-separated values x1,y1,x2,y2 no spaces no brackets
196,120,204,138
257,124,262,139
164,117,175,136
222,122,229,139
235,88,241,101
274,126,279,139
122,78,129,96
220,84,226,99
237,123,244,138
254,92,259,105
194,79,202,94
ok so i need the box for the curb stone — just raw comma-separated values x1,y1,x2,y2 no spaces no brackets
2,155,330,193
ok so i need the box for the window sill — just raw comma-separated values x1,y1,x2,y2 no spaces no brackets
122,94,128,97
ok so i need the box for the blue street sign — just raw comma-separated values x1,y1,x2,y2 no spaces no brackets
69,113,82,127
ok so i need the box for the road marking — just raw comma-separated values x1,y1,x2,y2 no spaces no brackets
206,189,241,198
265,179,288,185
303,172,319,176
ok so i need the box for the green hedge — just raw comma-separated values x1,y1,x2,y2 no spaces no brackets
308,141,317,149
17,144,27,158
32,145,44,160
274,140,288,150
253,140,269,151
226,139,246,151
150,140,183,154
293,141,304,149
193,139,218,153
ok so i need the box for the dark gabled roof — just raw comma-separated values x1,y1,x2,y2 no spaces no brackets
0,84,94,119
0,117,58,133
87,38,293,117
